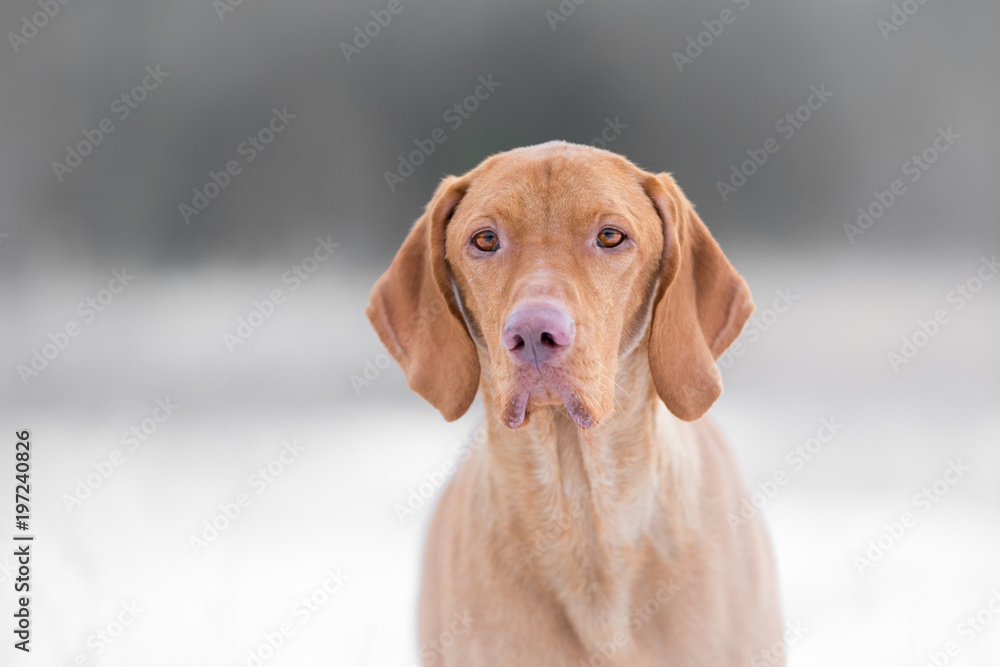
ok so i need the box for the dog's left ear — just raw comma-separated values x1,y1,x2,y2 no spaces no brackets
643,173,754,422
366,175,480,422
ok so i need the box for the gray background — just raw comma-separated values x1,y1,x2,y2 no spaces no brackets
0,0,998,665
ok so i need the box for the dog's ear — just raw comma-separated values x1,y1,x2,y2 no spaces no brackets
366,175,480,421
643,173,754,422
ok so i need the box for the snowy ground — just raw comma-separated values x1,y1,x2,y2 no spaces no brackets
1,248,998,666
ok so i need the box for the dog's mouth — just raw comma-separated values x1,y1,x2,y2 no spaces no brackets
499,364,598,430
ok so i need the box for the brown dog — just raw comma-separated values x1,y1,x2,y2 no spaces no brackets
367,142,782,666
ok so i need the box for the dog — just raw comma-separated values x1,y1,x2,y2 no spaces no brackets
367,141,782,666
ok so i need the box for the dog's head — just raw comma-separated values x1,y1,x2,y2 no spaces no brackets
367,142,753,429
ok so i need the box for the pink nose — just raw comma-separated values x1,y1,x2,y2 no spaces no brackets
502,305,575,368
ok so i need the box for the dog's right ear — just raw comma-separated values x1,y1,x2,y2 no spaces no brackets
366,176,481,422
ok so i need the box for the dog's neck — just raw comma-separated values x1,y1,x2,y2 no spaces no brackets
475,346,701,647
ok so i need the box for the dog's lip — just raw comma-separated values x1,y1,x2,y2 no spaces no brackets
501,366,597,430
502,394,529,429
561,396,597,429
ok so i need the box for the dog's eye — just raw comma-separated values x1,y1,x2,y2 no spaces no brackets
597,227,625,248
472,230,499,252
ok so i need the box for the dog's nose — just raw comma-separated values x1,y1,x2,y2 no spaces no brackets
502,305,575,368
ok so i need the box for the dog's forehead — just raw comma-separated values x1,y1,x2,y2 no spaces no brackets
459,143,645,226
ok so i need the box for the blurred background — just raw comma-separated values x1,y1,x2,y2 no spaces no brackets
1,0,998,665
